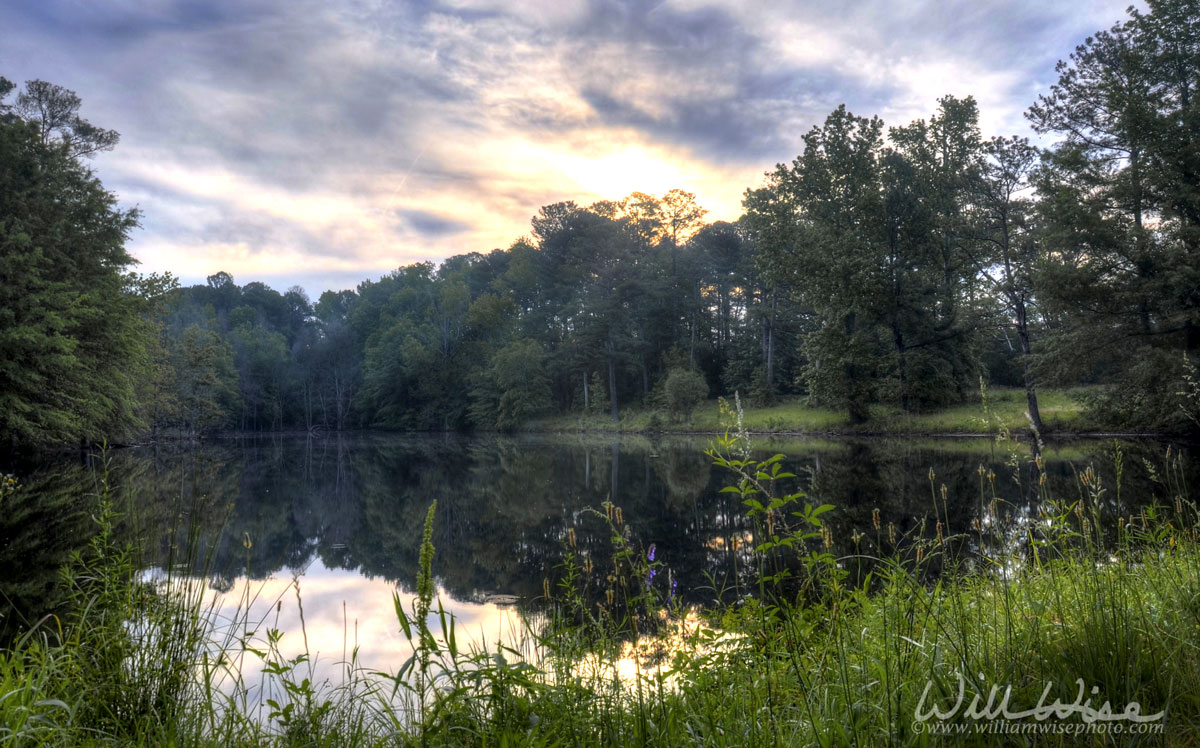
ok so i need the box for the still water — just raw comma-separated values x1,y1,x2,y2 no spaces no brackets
2,433,1195,692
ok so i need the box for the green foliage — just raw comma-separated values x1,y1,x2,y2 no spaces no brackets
469,339,553,430
0,80,151,446
1030,0,1200,431
661,367,707,424
6,0,1199,446
170,325,239,432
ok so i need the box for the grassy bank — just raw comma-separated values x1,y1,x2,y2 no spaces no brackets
1,432,1197,746
536,386,1094,436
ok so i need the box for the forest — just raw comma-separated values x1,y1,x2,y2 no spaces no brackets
3,0,1200,446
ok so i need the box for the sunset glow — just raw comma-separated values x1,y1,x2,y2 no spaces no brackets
0,0,1134,295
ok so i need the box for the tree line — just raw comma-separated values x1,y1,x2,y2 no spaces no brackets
2,0,1198,446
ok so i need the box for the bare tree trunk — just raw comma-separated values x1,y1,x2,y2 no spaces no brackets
766,290,776,390
607,357,619,423
1016,302,1044,434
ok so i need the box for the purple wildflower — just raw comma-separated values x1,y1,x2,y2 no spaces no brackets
647,544,656,562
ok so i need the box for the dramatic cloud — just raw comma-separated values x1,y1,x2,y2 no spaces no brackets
0,0,1135,296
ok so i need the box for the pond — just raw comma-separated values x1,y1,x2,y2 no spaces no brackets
1,432,1195,698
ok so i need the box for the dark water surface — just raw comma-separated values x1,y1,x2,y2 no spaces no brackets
2,433,1196,678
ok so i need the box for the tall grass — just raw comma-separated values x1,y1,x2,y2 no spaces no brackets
1,423,1198,745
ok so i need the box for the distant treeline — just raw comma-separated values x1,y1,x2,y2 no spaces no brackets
3,0,1199,446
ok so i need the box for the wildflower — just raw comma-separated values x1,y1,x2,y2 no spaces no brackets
936,521,944,545
977,465,986,477
567,528,577,549
242,532,252,550
606,588,614,606
916,546,925,564
929,467,936,482
543,578,551,599
972,518,981,532
1035,454,1044,471
584,558,594,575
604,502,613,522
668,575,678,604
1039,472,1046,486
821,525,833,549
940,484,948,501
615,507,623,526
987,470,996,485
888,522,896,545
647,543,656,562
872,508,881,531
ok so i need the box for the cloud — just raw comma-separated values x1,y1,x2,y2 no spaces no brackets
0,0,1138,297
398,209,472,238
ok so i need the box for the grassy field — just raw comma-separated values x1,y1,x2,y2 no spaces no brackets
537,386,1094,436
2,432,1197,746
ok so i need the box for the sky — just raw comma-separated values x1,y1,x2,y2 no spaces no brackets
1,0,1137,298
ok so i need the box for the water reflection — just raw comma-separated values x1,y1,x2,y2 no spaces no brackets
2,435,1195,653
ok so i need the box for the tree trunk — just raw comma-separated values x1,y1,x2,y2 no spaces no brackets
893,324,909,412
582,371,589,411
845,311,869,424
1016,303,1044,434
689,281,699,369
606,351,619,423
766,291,776,390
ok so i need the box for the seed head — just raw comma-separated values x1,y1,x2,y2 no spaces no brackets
872,508,881,531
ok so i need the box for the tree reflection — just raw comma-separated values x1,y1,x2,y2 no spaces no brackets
4,435,1194,634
